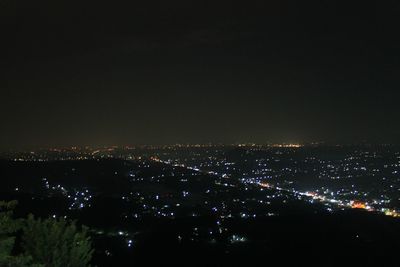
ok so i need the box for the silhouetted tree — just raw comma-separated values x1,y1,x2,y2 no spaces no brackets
0,201,42,267
22,215,93,267
1,200,93,267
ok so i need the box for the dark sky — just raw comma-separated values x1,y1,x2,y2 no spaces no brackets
1,0,400,148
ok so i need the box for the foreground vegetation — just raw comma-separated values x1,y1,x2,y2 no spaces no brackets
0,201,93,267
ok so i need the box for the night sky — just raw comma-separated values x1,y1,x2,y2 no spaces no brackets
1,0,400,148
